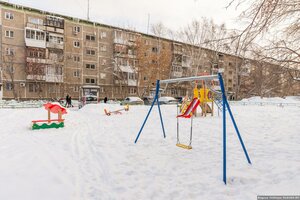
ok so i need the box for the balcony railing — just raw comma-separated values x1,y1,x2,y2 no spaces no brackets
128,79,137,86
26,57,46,64
45,74,63,83
26,74,46,81
46,42,64,49
45,26,64,34
25,38,46,48
114,38,127,45
26,23,45,31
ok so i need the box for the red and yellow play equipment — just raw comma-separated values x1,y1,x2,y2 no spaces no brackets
193,81,214,117
32,102,67,130
104,104,129,116
176,97,201,149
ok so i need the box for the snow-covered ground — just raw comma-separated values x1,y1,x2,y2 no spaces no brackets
0,97,299,200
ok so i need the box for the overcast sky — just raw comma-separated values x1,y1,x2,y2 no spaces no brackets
6,0,246,33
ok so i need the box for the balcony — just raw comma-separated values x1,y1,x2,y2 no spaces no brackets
114,80,126,85
25,28,46,48
26,74,46,81
26,57,47,64
45,26,64,34
114,38,127,45
25,38,46,48
26,22,45,31
45,74,63,83
128,79,137,86
46,42,64,49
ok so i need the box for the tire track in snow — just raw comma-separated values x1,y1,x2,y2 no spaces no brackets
69,111,115,200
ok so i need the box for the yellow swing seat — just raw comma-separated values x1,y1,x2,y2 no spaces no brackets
176,143,192,150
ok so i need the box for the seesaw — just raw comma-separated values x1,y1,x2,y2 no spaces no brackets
104,104,129,116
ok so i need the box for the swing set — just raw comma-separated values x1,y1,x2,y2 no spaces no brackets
134,73,252,184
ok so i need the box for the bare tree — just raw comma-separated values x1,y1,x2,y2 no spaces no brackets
228,0,300,82
136,23,172,97
2,46,18,99
25,47,46,99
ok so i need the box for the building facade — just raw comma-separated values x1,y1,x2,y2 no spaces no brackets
0,2,298,101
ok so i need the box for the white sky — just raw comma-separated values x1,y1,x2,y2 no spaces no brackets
6,0,246,33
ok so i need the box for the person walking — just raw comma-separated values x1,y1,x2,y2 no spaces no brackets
65,94,70,107
69,96,73,107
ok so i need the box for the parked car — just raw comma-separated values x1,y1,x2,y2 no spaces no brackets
158,96,178,104
120,97,144,105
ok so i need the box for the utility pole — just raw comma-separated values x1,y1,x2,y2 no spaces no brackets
147,14,150,34
87,0,90,20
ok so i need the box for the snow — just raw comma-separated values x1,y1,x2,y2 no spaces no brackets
0,97,300,200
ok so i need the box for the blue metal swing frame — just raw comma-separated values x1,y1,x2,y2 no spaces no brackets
134,73,252,184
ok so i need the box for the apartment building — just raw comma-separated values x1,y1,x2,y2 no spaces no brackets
1,2,296,101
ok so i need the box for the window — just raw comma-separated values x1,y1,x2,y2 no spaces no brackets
86,49,96,56
74,41,80,47
5,12,14,20
6,82,13,91
85,78,96,84
48,35,64,44
73,56,80,62
86,34,95,41
28,83,38,93
129,88,137,94
73,70,80,77
5,30,14,38
28,17,43,25
128,73,136,80
152,47,158,53
25,29,45,40
100,31,107,38
6,66,14,73
86,64,96,69
5,48,14,56
73,26,80,33
74,86,79,92
100,45,106,52
28,50,45,58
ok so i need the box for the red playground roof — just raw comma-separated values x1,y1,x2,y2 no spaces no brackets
43,102,67,114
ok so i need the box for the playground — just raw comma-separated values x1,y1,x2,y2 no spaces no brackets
0,96,299,199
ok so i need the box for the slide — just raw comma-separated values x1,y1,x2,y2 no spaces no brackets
177,98,200,118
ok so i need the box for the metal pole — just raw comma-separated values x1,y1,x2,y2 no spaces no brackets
177,103,179,144
134,80,166,143
225,100,252,164
218,73,227,185
222,93,226,185
189,115,193,146
156,81,166,138
87,0,90,20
